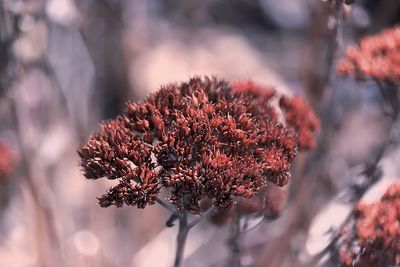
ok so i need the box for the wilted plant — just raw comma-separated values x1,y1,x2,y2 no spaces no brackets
311,24,400,267
78,76,319,267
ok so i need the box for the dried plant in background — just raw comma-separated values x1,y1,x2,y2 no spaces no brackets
337,26,400,85
0,141,14,180
311,24,400,267
337,26,400,166
336,182,400,267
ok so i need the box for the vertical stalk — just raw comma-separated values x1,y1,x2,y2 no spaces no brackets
228,212,242,267
156,202,215,267
174,211,189,267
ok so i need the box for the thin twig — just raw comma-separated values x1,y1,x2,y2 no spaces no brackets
188,206,215,229
242,193,267,233
241,214,266,233
156,197,177,213
365,83,400,172
157,200,215,266
377,82,400,119
7,96,61,267
227,212,242,267
303,0,343,106
174,211,189,267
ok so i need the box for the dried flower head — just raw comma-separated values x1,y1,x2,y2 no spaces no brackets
78,77,301,213
337,182,400,267
337,27,400,85
0,142,14,180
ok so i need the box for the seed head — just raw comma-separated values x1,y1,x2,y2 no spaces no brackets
78,77,310,213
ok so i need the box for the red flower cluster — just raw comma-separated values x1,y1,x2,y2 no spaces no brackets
337,27,400,85
78,77,318,213
337,182,400,267
0,142,14,180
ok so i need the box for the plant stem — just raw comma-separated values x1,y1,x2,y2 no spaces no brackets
174,211,189,267
157,201,215,267
228,212,242,267
188,206,215,229
156,197,177,213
